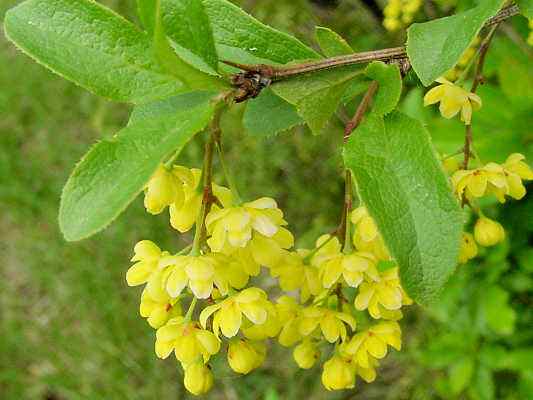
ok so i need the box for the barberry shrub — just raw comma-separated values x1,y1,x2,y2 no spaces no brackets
4,0,532,395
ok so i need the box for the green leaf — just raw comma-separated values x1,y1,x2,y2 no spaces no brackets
406,0,504,86
59,91,216,241
154,0,223,89
449,357,475,395
478,284,516,335
343,111,463,304
243,88,303,137
505,348,533,372
315,26,353,57
468,365,495,400
4,0,185,103
365,61,402,115
191,0,320,64
400,87,432,124
137,0,157,33
272,66,362,135
160,0,219,74
517,0,533,18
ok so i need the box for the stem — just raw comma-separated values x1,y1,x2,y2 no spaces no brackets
224,5,518,82
215,135,242,205
342,169,353,254
184,297,197,322
164,148,181,168
344,81,379,140
177,244,193,255
303,234,335,264
190,109,221,255
463,23,500,170
337,83,378,248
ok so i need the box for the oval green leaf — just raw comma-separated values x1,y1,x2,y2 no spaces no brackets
59,91,216,241
343,111,463,304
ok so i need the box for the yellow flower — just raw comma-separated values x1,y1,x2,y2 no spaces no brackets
320,251,379,289
206,197,292,260
442,156,460,174
458,232,478,264
298,306,356,343
144,164,184,214
211,253,251,295
160,254,218,299
126,240,165,286
169,167,232,233
183,361,214,396
246,228,295,267
383,17,401,31
139,286,181,329
424,78,482,125
343,322,401,369
451,163,509,202
200,287,270,338
155,317,220,365
276,296,303,347
270,250,321,302
354,267,411,319
474,217,505,247
293,339,320,369
242,302,281,340
502,153,533,199
351,208,390,260
227,339,266,374
321,355,355,390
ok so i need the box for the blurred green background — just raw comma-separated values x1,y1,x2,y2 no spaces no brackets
1,0,532,399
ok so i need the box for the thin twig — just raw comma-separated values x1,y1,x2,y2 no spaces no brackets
463,23,500,169
344,81,379,140
337,82,379,244
191,108,221,255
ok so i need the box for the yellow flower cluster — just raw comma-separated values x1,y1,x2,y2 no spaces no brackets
383,0,422,31
262,206,411,391
127,165,414,394
127,164,297,394
442,154,532,264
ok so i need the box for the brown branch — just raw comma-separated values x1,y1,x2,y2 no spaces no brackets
223,4,519,83
463,23,500,170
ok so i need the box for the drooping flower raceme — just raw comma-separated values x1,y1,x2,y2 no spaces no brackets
127,161,420,395
424,77,482,125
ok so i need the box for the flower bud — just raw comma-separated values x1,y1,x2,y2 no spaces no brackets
321,355,355,390
183,362,213,396
144,165,183,214
474,217,505,247
458,232,478,264
442,157,460,174
293,340,319,369
227,339,265,374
